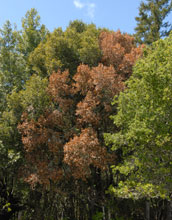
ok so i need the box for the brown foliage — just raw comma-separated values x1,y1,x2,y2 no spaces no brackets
18,31,143,187
75,64,123,127
48,70,74,112
18,112,64,188
99,30,143,78
64,128,107,180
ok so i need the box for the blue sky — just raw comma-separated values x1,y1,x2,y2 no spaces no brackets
0,0,172,34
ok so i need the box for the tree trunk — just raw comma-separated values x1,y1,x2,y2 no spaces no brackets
167,200,172,220
146,201,150,220
18,211,22,220
102,206,106,220
108,207,111,220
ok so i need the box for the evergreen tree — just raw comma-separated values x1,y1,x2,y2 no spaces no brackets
135,0,172,44
0,10,48,219
18,8,48,58
0,21,27,113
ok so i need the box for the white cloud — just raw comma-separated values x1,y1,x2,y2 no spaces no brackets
73,0,96,19
86,3,95,19
73,0,85,9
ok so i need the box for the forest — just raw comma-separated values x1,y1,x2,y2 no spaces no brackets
0,0,172,219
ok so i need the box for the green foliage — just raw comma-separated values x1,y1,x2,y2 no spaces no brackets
77,24,101,66
135,0,172,44
15,74,50,118
92,212,103,220
105,32,172,200
1,8,171,219
3,203,12,213
68,20,87,33
0,140,20,170
0,9,48,122
29,27,79,77
0,75,50,218
0,21,27,95
18,8,48,57
29,21,101,77
0,11,49,217
0,141,8,168
0,74,49,147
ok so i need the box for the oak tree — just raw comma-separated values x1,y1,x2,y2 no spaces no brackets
105,33,172,202
18,30,142,219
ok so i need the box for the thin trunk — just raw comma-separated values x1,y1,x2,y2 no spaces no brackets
102,206,106,220
167,200,172,220
108,207,111,220
18,211,22,220
146,200,150,220
61,210,63,220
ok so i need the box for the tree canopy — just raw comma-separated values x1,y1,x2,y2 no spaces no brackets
0,7,172,220
135,0,172,44
105,32,172,201
17,30,142,219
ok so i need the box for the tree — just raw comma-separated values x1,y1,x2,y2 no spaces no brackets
105,33,172,217
135,0,172,44
0,10,48,218
29,21,101,77
18,30,142,219
18,8,47,58
0,74,51,219
0,9,47,114
0,21,27,96
99,30,143,79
